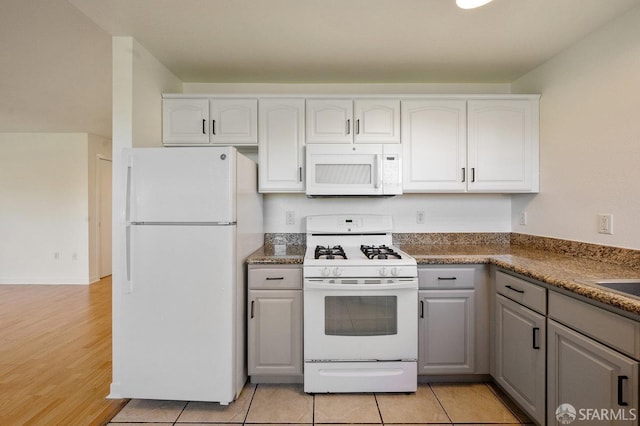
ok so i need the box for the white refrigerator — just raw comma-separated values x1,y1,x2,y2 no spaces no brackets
110,146,263,404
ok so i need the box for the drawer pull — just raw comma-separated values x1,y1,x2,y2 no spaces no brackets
532,327,540,349
266,277,285,281
505,285,525,294
437,277,457,281
618,375,629,406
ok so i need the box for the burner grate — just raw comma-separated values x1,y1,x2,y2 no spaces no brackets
314,245,347,260
360,244,402,260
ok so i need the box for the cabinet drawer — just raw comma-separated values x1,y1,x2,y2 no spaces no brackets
496,271,546,314
549,291,640,360
419,267,475,289
249,267,302,289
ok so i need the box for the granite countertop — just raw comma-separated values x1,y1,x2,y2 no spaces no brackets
246,244,640,317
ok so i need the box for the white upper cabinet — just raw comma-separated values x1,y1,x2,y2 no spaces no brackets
467,99,539,192
162,98,210,145
401,97,539,193
402,100,467,192
306,99,400,144
258,99,305,193
162,97,257,146
209,99,258,145
306,99,353,144
354,99,400,143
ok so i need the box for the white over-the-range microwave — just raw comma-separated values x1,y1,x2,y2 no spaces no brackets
305,144,402,196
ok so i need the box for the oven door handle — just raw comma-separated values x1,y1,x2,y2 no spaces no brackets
304,281,418,291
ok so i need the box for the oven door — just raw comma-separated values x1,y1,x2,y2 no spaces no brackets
305,144,401,196
303,278,418,362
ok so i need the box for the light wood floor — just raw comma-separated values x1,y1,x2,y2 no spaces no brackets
0,276,127,426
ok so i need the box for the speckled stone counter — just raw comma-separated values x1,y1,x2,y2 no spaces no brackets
246,245,305,265
246,234,640,317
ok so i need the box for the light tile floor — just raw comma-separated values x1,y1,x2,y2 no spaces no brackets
109,382,531,425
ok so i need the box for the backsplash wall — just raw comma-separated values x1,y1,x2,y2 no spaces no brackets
263,193,511,233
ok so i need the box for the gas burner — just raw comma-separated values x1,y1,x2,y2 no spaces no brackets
360,244,402,260
314,245,347,260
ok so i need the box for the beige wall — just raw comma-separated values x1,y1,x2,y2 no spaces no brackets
511,5,640,249
0,132,111,284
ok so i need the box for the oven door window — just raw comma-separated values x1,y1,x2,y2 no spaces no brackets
324,296,397,336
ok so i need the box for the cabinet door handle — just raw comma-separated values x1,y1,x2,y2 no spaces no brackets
202,119,206,134
346,119,351,135
462,167,466,182
618,375,629,406
437,277,457,281
471,167,476,182
298,167,303,182
505,285,525,294
420,300,424,319
356,119,360,135
265,277,284,280
250,300,255,319
212,120,216,135
532,327,540,349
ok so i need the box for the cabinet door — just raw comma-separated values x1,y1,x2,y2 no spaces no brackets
209,99,257,145
258,99,305,192
495,294,546,425
162,99,210,145
547,319,639,426
306,99,353,144
401,100,467,192
248,290,303,376
418,289,475,374
354,99,400,143
467,99,539,192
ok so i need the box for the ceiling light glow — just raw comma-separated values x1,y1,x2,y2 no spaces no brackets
456,0,494,9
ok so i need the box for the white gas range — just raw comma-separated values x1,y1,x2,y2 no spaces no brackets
302,215,418,394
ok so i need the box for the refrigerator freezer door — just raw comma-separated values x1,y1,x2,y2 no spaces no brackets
120,224,238,402
127,147,236,223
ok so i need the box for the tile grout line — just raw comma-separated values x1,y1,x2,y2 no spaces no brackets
373,392,383,425
428,383,454,425
242,382,259,425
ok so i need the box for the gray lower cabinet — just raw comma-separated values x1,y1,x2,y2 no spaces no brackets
248,266,303,380
418,265,489,375
547,291,640,425
419,289,475,374
494,271,546,425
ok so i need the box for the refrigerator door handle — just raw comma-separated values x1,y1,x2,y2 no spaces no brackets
125,161,132,222
125,225,133,294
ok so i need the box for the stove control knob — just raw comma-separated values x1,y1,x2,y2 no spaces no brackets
391,267,399,276
321,267,331,277
333,267,342,277
379,267,389,277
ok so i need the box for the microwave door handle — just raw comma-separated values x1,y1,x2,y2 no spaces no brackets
375,154,382,189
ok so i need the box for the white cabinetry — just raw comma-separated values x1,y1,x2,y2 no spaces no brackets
248,266,303,381
162,97,257,146
306,99,400,144
402,100,467,192
467,99,538,192
417,266,489,375
401,97,539,193
258,99,305,193
494,272,546,425
162,98,210,145
547,291,639,425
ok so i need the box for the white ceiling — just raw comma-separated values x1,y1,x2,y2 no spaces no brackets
68,0,639,83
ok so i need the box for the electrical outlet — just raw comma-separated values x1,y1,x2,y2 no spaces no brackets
285,211,296,225
416,211,425,224
519,211,528,226
597,214,613,235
